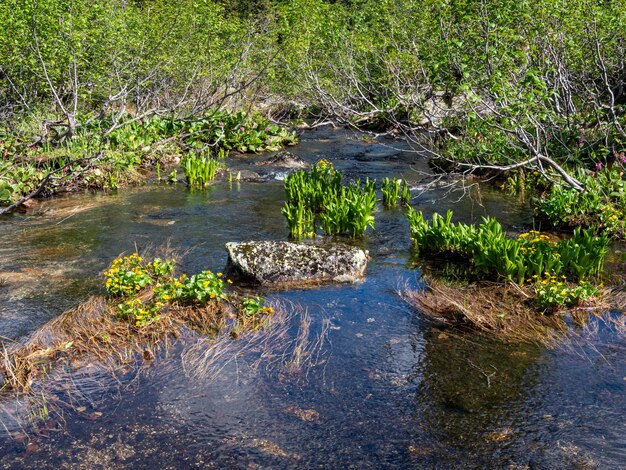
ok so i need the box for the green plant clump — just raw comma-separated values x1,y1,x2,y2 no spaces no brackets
0,111,296,207
282,160,376,238
533,278,598,311
407,209,608,285
535,165,626,236
381,177,402,207
241,297,274,317
183,152,224,188
104,253,238,326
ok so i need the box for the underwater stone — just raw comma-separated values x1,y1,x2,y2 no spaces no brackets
255,151,310,169
225,241,368,286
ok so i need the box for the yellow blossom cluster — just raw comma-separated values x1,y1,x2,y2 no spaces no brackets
104,253,152,296
315,159,334,171
518,230,553,245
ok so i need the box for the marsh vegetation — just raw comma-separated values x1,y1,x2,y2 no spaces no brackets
1,0,626,466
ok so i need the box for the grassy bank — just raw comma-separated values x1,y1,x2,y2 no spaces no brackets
0,111,297,211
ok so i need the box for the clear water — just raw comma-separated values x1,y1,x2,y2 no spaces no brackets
0,129,624,468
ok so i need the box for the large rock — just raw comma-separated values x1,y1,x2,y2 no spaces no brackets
225,241,368,286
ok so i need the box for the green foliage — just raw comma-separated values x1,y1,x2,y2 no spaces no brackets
117,298,163,327
241,297,274,317
0,111,296,205
535,163,626,236
153,270,228,304
534,278,598,311
381,177,401,207
104,253,155,296
400,180,411,206
282,202,315,239
105,253,234,327
183,153,223,188
0,160,45,204
282,160,376,238
178,271,228,303
407,209,477,255
407,209,609,284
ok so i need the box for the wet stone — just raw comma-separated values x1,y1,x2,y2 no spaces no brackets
255,151,310,169
225,241,368,287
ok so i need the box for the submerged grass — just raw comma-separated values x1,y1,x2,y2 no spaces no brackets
402,279,625,346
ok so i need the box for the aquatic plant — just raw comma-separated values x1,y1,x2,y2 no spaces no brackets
0,112,296,211
282,201,315,239
401,280,596,344
381,177,402,207
182,152,223,188
104,253,154,296
533,277,598,311
283,161,376,238
283,159,342,210
117,298,164,327
400,180,411,206
319,179,376,237
407,209,609,285
241,297,274,317
407,209,477,255
178,271,228,303
533,166,626,237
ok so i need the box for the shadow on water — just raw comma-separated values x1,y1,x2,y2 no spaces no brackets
0,127,624,468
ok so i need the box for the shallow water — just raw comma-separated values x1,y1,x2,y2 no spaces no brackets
0,128,624,468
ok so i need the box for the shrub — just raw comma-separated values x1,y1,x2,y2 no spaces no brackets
535,165,626,236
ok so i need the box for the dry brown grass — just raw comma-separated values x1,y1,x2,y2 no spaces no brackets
400,280,619,345
0,295,231,396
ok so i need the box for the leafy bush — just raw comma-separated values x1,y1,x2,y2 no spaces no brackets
535,164,626,236
0,111,296,206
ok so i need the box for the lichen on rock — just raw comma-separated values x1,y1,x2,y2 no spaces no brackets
225,241,368,287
